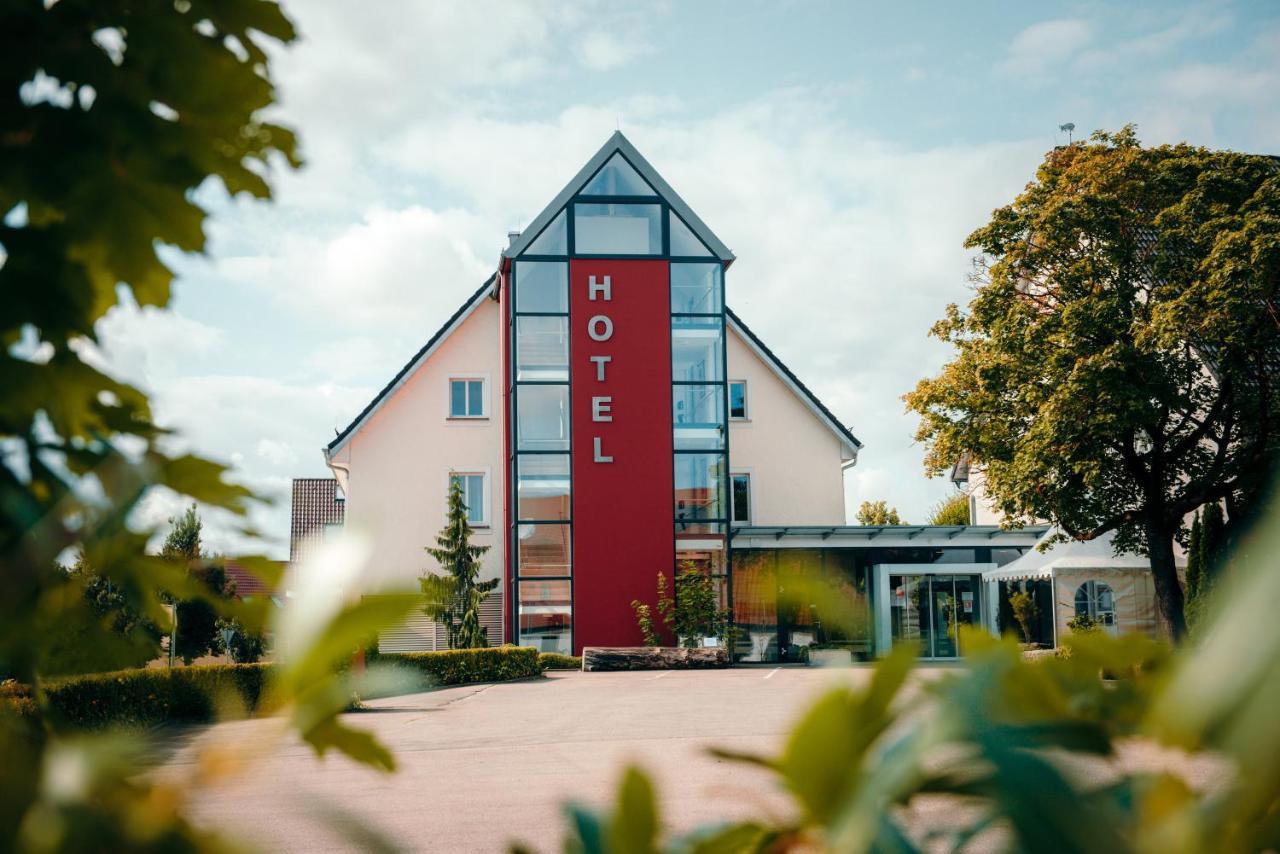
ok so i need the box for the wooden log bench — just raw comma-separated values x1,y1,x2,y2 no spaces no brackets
581,646,730,672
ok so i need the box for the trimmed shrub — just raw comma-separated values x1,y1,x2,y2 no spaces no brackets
40,664,271,730
378,645,540,687
538,653,581,671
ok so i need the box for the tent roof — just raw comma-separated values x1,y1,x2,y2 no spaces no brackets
982,529,1181,581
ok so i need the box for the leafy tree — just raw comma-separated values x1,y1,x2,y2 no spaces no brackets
856,500,907,526
1008,588,1039,644
421,480,497,649
160,505,230,665
0,3,420,847
928,492,971,526
906,127,1280,640
215,616,266,664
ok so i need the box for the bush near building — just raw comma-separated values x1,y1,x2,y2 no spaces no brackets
4,647,544,731
371,646,541,687
538,653,582,671
19,665,273,730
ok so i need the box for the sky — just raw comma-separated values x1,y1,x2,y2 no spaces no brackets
91,0,1280,559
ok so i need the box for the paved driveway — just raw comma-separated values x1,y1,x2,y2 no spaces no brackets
158,666,893,852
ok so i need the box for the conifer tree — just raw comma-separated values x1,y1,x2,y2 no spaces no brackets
1185,512,1203,601
1201,501,1226,587
421,479,497,649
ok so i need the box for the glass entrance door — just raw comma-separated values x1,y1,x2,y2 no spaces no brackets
888,574,980,659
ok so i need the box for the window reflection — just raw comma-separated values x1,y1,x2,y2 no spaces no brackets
671,318,724,382
670,263,722,314
517,523,571,576
573,203,663,255
515,316,569,381
673,385,724,450
674,453,726,521
515,261,568,313
517,385,570,451
516,455,570,521
518,580,571,654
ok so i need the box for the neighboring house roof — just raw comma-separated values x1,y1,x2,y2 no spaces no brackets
503,131,735,263
325,276,496,457
321,282,863,466
726,307,863,459
290,477,345,564
222,559,283,598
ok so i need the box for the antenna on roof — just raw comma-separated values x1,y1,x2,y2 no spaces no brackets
1059,122,1075,145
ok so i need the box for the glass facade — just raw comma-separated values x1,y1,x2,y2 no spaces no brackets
510,150,733,653
512,247,572,647
731,546,1024,663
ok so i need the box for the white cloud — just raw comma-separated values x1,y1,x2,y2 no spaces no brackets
221,205,494,334
576,31,651,71
373,95,1040,521
999,18,1093,77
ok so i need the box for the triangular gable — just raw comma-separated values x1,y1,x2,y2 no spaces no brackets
727,307,863,462
325,276,496,458
504,131,734,262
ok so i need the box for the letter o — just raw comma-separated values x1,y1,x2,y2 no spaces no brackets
588,315,614,342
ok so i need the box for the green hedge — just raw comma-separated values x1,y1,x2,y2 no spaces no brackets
4,647,542,730
375,645,541,687
38,664,271,730
538,653,581,671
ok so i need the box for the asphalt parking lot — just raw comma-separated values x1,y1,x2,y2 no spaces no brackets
158,666,891,852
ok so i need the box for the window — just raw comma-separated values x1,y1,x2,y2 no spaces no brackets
515,316,569,381
449,379,485,418
674,453,726,521
669,212,713,257
322,522,343,542
514,261,568,313
731,473,751,525
449,472,486,526
671,318,724,382
522,210,567,256
672,385,725,450
1074,580,1116,627
579,153,656,197
670,263,722,313
729,381,748,420
516,385,570,451
573,202,663,255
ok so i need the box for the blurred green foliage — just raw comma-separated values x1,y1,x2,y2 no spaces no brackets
545,501,1280,853
0,1,422,848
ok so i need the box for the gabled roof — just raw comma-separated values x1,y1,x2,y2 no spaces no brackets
323,283,863,466
727,307,863,460
324,276,496,458
503,131,735,263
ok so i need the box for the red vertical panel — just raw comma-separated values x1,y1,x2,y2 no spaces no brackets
570,259,673,652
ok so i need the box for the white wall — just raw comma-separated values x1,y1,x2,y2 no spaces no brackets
726,326,849,526
328,298,505,591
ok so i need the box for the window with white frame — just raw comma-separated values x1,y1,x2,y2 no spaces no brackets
731,472,751,525
449,378,485,418
450,472,487,526
729,381,748,420
1074,580,1115,626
